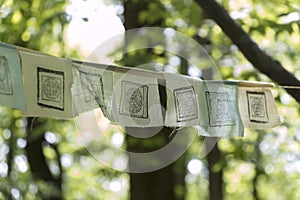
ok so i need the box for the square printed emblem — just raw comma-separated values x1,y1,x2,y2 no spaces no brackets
205,92,235,126
247,91,268,123
174,86,198,122
120,81,148,118
37,67,64,110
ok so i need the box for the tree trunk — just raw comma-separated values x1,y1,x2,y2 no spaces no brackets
127,131,177,200
26,118,63,200
206,138,223,200
203,68,224,200
125,83,181,200
123,1,185,199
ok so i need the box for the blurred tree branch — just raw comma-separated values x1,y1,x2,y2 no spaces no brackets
195,0,300,103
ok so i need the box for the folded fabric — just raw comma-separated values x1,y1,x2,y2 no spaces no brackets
238,86,280,129
20,51,73,119
200,81,244,137
0,42,26,110
72,63,113,118
165,73,207,127
111,72,164,127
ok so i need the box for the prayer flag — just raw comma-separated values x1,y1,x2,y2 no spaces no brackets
20,51,73,119
0,43,26,110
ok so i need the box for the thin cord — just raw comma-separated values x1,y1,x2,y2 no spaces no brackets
276,86,300,89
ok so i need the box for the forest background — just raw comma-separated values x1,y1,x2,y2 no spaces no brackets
0,0,300,199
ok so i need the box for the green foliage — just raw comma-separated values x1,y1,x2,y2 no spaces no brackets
132,0,300,200
1,0,300,199
0,0,79,57
0,108,31,199
203,1,300,200
0,0,126,199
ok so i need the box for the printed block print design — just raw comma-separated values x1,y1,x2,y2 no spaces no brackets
120,81,148,118
247,91,268,123
37,67,64,110
0,55,13,95
205,92,235,126
174,86,198,122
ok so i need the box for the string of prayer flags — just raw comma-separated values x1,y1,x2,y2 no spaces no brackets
20,51,73,119
238,84,280,129
0,43,26,110
0,43,283,137
201,81,244,137
111,72,164,127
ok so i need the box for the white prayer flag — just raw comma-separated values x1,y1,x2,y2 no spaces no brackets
238,87,280,129
111,72,164,127
0,43,26,110
71,63,113,118
165,73,207,127
200,81,244,137
20,51,73,119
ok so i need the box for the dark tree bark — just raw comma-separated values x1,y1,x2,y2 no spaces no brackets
252,131,264,200
26,118,63,200
195,0,300,103
205,138,223,200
